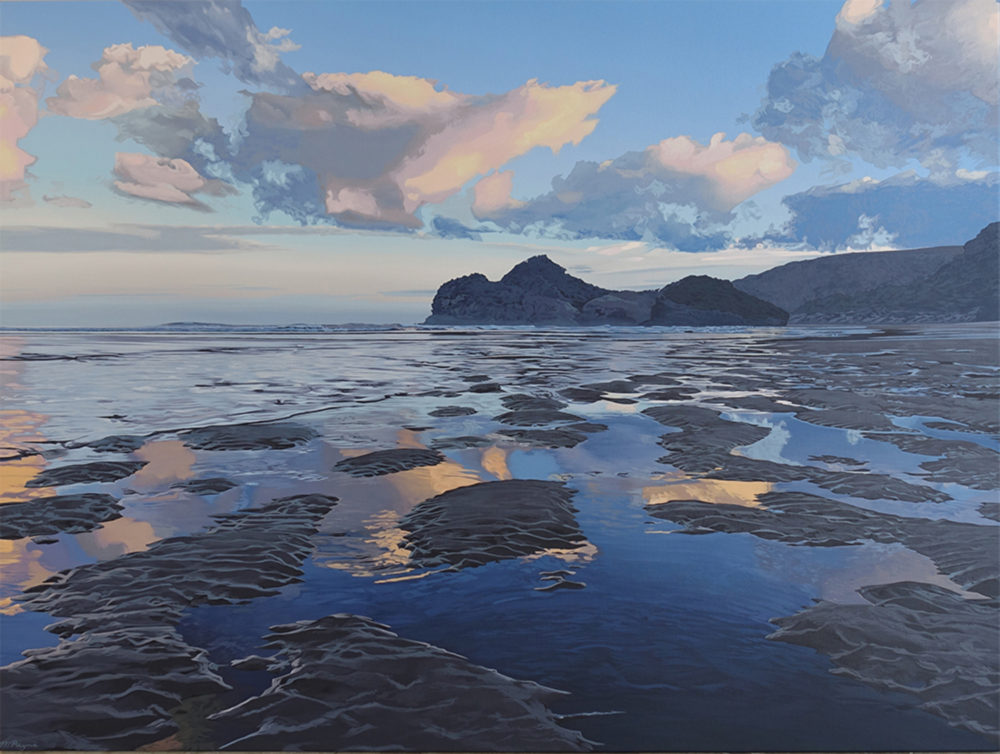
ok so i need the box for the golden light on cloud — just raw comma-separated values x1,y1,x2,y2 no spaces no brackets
648,132,796,212
394,78,616,213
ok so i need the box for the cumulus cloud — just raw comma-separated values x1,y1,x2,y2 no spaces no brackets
47,43,194,120
471,132,795,248
233,73,616,227
757,170,998,250
112,152,233,210
0,35,49,201
752,0,999,170
122,0,303,91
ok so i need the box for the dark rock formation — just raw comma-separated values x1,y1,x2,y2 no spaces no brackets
209,614,593,751
735,223,999,323
425,255,788,326
649,275,789,326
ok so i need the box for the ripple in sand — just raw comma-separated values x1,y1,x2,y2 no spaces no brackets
210,614,592,751
86,434,149,453
3,493,340,749
399,480,588,570
25,461,148,488
1,493,122,540
172,477,238,495
493,409,586,427
646,490,998,597
334,448,445,477
428,406,477,417
178,422,317,451
769,582,998,738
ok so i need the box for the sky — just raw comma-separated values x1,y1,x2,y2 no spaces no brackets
1,0,997,326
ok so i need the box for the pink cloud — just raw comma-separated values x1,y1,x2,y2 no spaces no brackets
648,132,797,212
242,71,616,226
0,35,49,201
47,43,193,120
112,152,230,209
472,170,524,218
392,78,616,214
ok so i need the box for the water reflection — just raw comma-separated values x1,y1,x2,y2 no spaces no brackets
0,539,56,616
74,517,159,561
0,409,54,504
752,539,986,605
644,479,774,509
129,440,196,489
480,446,511,481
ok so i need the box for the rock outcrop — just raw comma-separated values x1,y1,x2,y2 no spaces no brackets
425,255,788,326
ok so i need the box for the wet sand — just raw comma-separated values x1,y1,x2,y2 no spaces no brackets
0,324,997,751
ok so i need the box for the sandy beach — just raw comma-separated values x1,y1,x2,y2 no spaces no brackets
0,324,997,751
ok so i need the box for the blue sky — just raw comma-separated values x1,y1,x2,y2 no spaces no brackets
1,0,997,325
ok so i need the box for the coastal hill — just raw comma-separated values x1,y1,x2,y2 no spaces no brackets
424,223,998,327
735,223,999,324
424,256,789,326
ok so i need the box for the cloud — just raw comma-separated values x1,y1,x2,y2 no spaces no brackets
42,194,92,208
756,170,999,250
751,0,999,170
0,35,49,201
121,0,303,91
112,152,234,210
471,132,794,248
472,170,524,217
0,223,274,253
430,216,481,240
232,73,616,227
47,43,195,120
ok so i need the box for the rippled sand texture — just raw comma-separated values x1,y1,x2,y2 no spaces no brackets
0,325,997,751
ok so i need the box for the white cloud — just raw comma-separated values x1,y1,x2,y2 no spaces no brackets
753,0,999,170
471,132,795,248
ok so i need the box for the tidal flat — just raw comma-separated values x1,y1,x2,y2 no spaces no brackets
0,324,997,751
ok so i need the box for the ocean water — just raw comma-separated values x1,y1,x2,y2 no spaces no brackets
0,325,997,751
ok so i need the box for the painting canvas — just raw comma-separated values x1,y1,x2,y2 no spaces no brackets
0,0,997,751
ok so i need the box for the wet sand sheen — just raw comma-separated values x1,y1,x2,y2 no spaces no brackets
0,325,996,751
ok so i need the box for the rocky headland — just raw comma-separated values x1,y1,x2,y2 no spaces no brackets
424,255,789,326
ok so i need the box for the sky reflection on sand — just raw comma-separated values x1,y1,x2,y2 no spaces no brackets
0,327,996,751
644,479,774,509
